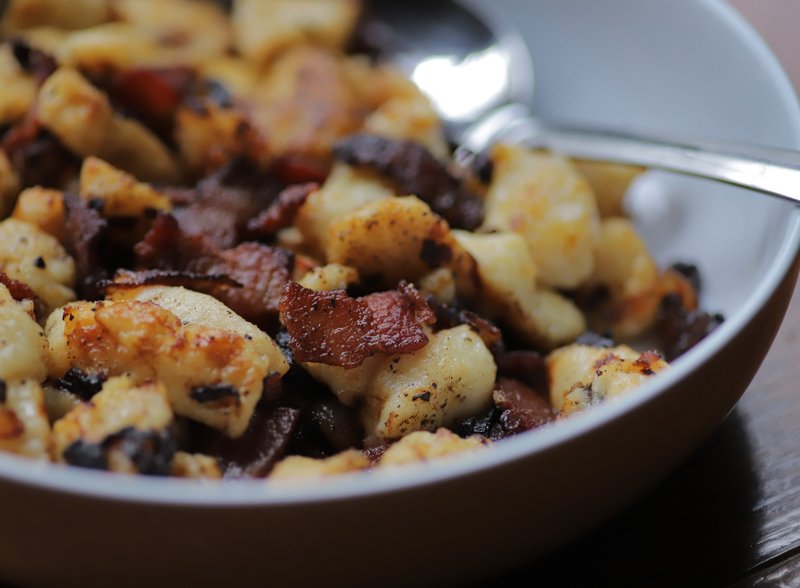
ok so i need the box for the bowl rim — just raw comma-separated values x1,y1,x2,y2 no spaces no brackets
2,0,799,507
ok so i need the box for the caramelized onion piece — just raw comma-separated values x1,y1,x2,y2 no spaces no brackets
657,293,724,361
192,405,301,478
492,378,553,434
333,133,484,230
279,281,436,368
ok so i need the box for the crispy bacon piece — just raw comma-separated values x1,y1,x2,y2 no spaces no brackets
246,182,317,238
0,271,47,319
455,378,553,440
279,281,436,368
2,113,79,189
492,378,554,434
172,158,284,248
0,271,37,303
102,268,242,295
427,297,503,353
333,133,484,230
62,193,111,299
271,155,330,185
98,67,196,140
135,214,292,330
495,350,546,391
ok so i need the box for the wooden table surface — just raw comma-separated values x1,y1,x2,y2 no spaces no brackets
499,4,800,586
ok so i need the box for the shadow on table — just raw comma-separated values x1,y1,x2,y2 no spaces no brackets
492,408,761,587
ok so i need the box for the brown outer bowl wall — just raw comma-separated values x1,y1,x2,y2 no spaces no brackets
0,251,797,588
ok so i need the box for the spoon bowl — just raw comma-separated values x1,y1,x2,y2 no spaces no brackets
367,0,533,141
370,0,800,204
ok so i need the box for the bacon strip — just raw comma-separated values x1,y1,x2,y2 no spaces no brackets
246,182,318,238
279,282,436,368
171,158,284,248
101,269,242,295
0,271,46,319
135,214,292,331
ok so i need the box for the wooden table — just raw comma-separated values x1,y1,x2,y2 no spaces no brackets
494,274,800,586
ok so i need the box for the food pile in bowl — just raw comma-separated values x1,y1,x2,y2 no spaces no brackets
0,0,723,482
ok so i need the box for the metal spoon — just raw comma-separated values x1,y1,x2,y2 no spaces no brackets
368,0,800,204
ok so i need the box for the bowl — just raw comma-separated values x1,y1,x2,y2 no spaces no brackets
1,1,799,586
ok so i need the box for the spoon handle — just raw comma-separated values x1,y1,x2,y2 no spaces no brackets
463,103,800,205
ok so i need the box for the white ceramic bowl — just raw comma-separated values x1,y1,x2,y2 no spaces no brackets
1,1,799,586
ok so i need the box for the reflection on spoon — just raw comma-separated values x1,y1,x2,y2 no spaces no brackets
411,48,509,123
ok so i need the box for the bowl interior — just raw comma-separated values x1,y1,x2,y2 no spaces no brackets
0,0,799,505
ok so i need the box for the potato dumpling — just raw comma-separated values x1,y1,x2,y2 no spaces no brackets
378,428,490,468
233,0,361,65
573,160,644,218
0,379,51,459
57,23,158,71
298,263,360,292
584,217,662,339
11,187,65,242
252,46,366,161
0,44,37,127
326,196,475,289
199,56,260,100
454,230,585,349
547,343,668,416
294,163,394,257
46,286,289,437
171,452,222,480
0,150,21,221
37,67,181,184
306,325,497,446
269,449,369,481
113,0,231,65
0,283,48,384
483,144,601,289
364,92,450,161
50,376,173,473
418,268,456,305
79,157,172,218
175,102,266,177
0,285,51,460
0,218,76,310
2,0,111,33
